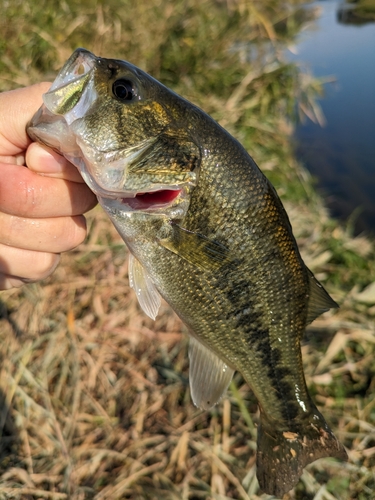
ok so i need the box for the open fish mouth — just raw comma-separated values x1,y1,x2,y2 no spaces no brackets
49,49,95,91
43,49,97,122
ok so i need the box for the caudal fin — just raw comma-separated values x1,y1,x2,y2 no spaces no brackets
256,409,347,497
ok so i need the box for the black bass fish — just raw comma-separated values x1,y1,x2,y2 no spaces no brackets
27,48,347,497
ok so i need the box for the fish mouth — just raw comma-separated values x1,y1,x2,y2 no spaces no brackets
48,48,96,94
42,49,97,124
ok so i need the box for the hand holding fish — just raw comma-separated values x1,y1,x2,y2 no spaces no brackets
0,83,97,289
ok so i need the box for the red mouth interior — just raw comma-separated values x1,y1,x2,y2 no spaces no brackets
122,189,181,209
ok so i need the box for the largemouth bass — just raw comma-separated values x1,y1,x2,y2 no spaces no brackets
27,48,347,497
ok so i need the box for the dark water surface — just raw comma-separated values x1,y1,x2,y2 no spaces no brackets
289,0,375,234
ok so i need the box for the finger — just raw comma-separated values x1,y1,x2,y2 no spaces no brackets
26,142,85,183
0,212,88,253
0,153,26,166
0,83,51,156
0,244,60,290
0,162,97,218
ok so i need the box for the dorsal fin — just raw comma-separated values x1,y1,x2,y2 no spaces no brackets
307,270,339,324
188,336,234,410
128,252,161,320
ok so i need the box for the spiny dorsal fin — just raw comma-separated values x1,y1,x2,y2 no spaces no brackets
307,270,339,324
188,336,234,410
160,223,230,271
128,252,161,320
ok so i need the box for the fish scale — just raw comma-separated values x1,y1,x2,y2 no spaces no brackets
27,48,347,497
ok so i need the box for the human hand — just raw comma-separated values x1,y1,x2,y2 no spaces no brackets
0,83,97,290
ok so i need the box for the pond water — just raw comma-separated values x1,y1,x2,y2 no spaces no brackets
288,0,375,234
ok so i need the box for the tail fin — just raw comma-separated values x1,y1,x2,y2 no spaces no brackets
256,409,347,497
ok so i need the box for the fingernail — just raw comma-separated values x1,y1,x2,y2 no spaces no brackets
28,142,69,174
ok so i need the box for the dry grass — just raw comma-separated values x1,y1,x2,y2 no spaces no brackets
1,0,375,498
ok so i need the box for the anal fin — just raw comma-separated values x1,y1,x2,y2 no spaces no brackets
188,336,234,410
128,253,161,320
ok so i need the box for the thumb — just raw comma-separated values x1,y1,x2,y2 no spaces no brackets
0,82,51,156
26,142,87,183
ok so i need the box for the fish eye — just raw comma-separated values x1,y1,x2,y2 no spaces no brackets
112,79,135,101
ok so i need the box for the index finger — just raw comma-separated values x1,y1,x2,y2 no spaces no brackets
0,162,97,218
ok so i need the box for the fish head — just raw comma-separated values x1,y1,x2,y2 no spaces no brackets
28,48,201,216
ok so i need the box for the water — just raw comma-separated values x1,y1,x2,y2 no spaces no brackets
289,0,375,234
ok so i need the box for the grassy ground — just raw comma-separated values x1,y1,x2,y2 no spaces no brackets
1,1,375,499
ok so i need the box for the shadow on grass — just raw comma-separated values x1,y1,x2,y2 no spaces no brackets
0,387,21,476
0,297,24,339
0,298,24,478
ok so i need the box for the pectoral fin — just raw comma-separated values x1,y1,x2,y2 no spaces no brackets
306,270,339,324
160,223,230,271
188,336,234,410
128,129,200,183
128,253,161,320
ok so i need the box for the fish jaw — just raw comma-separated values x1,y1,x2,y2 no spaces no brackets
27,49,117,198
